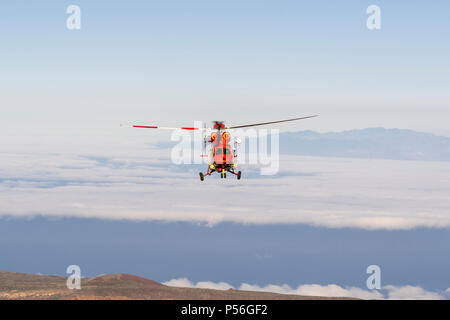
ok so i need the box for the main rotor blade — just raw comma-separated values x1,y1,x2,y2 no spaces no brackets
226,115,318,129
122,124,211,131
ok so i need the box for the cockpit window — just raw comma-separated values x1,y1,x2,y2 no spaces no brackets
215,148,231,155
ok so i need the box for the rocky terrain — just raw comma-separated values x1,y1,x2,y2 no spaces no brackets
0,271,354,300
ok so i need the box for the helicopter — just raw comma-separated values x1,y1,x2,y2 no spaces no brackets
128,116,317,181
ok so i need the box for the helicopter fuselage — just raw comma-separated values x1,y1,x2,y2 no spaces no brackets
200,131,241,180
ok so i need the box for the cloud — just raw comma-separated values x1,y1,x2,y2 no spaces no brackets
1,152,450,230
239,283,384,300
164,278,233,291
163,278,446,300
162,278,194,288
384,285,445,300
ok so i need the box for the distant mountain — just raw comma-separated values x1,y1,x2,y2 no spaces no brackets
153,128,450,162
280,128,450,161
0,271,352,300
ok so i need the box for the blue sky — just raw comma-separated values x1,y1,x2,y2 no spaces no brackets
1,0,449,143
1,1,450,299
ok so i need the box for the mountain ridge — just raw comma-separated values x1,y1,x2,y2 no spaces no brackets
278,127,450,161
0,271,356,300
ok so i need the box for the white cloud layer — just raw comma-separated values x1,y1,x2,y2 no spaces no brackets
383,285,445,300
163,278,448,300
0,151,450,230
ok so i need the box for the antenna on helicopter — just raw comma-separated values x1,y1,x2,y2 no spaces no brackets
201,122,208,158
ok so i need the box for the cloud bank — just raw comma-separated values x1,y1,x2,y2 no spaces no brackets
163,278,449,300
1,151,450,230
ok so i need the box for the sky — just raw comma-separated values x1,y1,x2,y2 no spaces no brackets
1,1,450,299
1,0,450,153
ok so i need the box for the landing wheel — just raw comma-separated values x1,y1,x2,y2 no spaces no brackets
221,171,226,179
199,172,204,181
237,171,241,180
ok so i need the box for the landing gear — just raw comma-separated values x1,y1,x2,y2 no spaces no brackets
199,166,241,180
224,168,241,180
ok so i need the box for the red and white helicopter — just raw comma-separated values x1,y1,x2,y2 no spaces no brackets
127,116,317,181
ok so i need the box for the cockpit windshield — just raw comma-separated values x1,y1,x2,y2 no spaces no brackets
215,148,231,155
